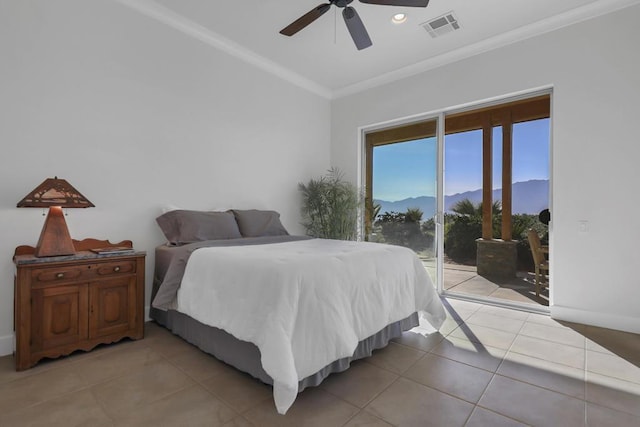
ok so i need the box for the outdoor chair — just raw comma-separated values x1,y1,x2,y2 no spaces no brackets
527,229,549,296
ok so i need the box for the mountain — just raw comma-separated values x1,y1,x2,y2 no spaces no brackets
374,179,548,216
374,196,436,218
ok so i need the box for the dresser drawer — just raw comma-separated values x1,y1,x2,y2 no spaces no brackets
29,259,136,286
95,260,136,277
31,265,86,285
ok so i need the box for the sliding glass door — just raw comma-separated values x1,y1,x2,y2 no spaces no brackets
365,117,441,291
363,92,551,310
442,95,551,309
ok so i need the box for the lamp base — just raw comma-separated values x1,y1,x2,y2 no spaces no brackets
35,206,76,257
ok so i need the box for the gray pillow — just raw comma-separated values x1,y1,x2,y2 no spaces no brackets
232,209,289,237
156,210,242,244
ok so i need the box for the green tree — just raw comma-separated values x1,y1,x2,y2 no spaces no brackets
405,207,424,222
299,168,362,240
364,200,381,238
512,213,548,271
445,198,550,269
450,199,478,217
445,198,502,262
375,207,428,251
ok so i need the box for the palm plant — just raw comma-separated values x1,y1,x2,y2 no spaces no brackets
445,198,502,262
299,168,362,240
450,199,478,217
405,207,424,223
451,199,502,219
364,199,381,238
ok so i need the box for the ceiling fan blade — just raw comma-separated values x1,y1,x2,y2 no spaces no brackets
342,7,372,50
359,0,429,7
280,3,332,36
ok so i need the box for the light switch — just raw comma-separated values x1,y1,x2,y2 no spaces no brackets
578,220,589,233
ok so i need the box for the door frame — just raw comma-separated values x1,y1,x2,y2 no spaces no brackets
358,86,553,312
441,88,553,313
359,112,444,293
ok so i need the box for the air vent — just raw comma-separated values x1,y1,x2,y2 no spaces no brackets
422,11,460,38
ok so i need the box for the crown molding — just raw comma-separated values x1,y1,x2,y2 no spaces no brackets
332,0,640,98
114,0,639,101
114,0,332,99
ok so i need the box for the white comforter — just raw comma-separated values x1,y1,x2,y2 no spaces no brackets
177,238,446,414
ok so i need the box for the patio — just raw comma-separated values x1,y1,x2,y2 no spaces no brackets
444,262,549,307
423,259,549,308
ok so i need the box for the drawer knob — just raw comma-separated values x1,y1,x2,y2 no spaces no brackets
113,266,121,272
56,273,64,279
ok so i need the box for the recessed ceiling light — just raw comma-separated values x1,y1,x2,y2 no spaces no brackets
392,13,407,24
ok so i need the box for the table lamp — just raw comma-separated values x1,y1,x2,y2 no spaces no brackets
17,177,94,257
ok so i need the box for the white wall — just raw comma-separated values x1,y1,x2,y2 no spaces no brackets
0,0,331,355
331,6,640,333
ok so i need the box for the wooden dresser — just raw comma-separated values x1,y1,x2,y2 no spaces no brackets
13,238,145,371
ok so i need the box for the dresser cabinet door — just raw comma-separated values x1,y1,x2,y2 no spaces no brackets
89,277,136,339
31,285,89,352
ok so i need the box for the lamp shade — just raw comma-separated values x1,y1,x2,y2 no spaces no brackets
17,177,94,208
17,177,94,257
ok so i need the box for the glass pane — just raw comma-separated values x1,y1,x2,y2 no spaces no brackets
369,130,438,288
443,118,550,308
513,118,550,214
443,129,483,272
512,118,550,305
444,129,482,197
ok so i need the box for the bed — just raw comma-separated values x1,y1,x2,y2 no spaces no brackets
149,209,446,414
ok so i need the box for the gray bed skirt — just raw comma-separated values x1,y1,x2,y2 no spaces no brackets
150,307,419,392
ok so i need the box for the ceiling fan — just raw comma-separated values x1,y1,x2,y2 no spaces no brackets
279,0,430,50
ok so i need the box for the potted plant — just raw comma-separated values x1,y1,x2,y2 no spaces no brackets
299,168,361,240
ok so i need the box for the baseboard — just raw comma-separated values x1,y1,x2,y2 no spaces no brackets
145,305,151,322
0,333,14,357
551,305,640,334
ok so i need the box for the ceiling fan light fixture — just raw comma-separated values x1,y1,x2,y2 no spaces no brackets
392,13,407,24
280,0,430,48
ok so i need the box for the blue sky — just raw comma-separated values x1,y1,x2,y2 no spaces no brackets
372,118,549,201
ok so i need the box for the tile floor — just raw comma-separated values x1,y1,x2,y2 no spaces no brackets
1,299,639,426
442,263,550,307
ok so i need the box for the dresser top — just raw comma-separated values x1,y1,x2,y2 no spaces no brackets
13,237,145,266
14,250,146,266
